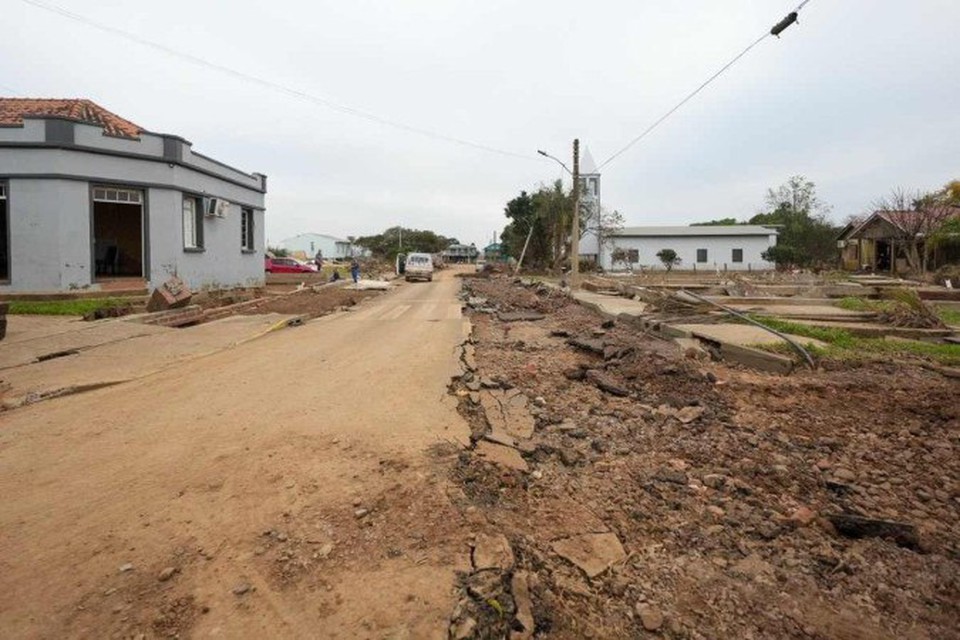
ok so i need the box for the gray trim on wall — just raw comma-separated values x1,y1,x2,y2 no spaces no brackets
45,120,75,145
0,178,9,284
1,174,266,211
0,142,267,193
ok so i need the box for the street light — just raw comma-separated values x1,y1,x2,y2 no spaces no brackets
537,149,573,176
537,142,581,289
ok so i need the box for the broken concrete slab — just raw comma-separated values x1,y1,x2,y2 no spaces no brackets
471,533,515,571
585,370,630,397
511,571,535,639
479,389,535,439
552,532,626,578
567,337,605,355
719,342,794,375
146,276,191,313
474,441,529,472
497,310,545,322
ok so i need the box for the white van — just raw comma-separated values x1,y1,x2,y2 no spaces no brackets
404,253,434,282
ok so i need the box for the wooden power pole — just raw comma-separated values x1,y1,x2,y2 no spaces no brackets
570,138,581,289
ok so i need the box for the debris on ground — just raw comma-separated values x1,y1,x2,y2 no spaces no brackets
446,275,960,639
237,286,379,318
146,276,192,313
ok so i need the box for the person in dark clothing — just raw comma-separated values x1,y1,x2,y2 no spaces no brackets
350,260,360,284
329,269,342,282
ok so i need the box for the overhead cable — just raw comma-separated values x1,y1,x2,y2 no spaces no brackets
18,0,537,161
598,1,815,170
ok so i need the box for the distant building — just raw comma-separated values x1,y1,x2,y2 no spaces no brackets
837,208,960,273
602,226,778,271
484,242,507,262
0,98,267,292
279,233,368,260
441,243,478,263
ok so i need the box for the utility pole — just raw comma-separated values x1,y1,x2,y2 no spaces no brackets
570,138,581,289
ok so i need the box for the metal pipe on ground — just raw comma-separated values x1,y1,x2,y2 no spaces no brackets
675,289,816,369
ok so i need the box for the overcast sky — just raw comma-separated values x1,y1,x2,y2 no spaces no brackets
3,0,958,246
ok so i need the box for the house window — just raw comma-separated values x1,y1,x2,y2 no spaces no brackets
241,208,255,251
732,248,743,263
93,187,142,204
697,248,708,263
182,195,204,250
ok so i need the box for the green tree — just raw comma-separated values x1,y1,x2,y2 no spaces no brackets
501,191,545,267
656,248,681,271
501,181,574,270
752,176,837,269
355,227,456,261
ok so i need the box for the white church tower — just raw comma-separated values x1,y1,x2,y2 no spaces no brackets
577,146,603,263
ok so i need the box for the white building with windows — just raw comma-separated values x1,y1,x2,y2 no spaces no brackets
0,98,266,292
601,225,778,272
278,233,365,260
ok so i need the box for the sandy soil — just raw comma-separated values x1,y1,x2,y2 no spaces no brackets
0,271,471,639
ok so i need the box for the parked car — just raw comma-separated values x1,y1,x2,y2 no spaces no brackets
404,253,434,282
265,256,317,273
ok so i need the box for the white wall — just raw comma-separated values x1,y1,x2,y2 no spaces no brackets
603,234,776,271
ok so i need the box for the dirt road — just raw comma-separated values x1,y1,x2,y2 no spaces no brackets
0,270,471,638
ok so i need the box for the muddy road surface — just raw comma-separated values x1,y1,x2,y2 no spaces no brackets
0,270,471,639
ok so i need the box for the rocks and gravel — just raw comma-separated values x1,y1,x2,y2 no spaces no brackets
448,275,960,640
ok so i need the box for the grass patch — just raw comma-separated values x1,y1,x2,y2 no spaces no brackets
7,298,133,316
748,315,858,348
748,314,960,366
835,296,892,313
937,306,960,326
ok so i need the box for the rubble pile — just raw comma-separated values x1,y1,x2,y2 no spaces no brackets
448,276,959,639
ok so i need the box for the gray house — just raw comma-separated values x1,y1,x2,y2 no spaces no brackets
0,98,267,293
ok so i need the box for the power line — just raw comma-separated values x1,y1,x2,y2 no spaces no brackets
598,1,815,170
17,0,537,162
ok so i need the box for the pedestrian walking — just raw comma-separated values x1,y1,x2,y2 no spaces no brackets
350,259,360,285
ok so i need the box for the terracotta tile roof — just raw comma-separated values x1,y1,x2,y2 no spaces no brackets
0,98,143,139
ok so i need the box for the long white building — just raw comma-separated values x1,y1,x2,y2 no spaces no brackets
597,225,778,272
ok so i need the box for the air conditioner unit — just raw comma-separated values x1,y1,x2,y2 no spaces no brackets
205,198,230,218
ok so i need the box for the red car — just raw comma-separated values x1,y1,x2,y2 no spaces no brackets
265,257,317,273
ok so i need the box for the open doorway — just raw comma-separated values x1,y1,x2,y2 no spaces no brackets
92,187,144,279
0,183,8,282
875,240,892,273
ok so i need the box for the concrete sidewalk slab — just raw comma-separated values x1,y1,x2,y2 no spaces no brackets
571,290,648,318
673,323,828,349
0,314,296,408
0,316,169,370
